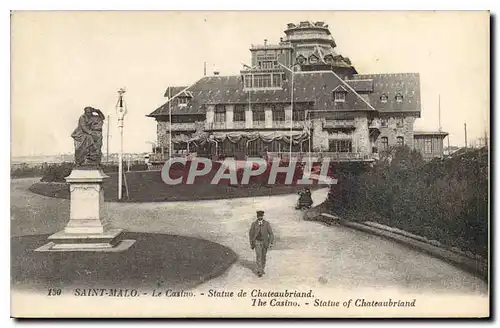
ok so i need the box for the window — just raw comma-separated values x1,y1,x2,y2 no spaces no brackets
395,93,404,103
260,61,274,69
173,142,188,151
244,73,282,89
252,106,265,122
254,74,272,88
247,138,265,156
380,94,388,104
234,105,246,122
178,97,188,105
172,115,196,123
380,118,388,127
257,54,277,70
381,137,389,150
334,91,346,103
272,74,282,87
257,54,277,62
328,140,352,153
396,137,404,147
292,109,305,121
272,105,285,122
244,75,253,88
424,139,432,153
220,139,247,157
214,105,226,123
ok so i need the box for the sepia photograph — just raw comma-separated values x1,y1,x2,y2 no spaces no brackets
10,10,490,318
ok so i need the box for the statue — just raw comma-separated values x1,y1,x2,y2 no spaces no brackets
71,107,105,167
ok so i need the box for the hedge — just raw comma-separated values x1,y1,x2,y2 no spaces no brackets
11,162,148,182
327,146,488,258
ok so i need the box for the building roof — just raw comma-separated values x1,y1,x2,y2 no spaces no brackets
353,73,421,114
414,131,449,137
148,71,376,117
163,86,188,98
346,79,373,92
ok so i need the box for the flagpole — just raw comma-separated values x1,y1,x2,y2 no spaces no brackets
438,94,442,132
169,87,172,159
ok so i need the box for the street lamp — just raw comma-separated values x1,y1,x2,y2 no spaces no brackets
116,88,127,200
277,62,300,159
168,87,172,160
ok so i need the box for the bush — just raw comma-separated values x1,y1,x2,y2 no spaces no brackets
40,163,74,182
37,162,150,183
327,146,489,257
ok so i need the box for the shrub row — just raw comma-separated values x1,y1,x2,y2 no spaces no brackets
327,146,488,258
11,162,148,182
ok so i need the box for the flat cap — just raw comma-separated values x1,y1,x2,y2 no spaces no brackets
256,210,265,216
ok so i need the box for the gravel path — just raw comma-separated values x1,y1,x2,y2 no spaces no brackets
11,178,487,295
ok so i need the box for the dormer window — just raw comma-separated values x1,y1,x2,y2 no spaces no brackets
296,55,306,65
395,93,404,103
333,85,347,103
309,54,319,64
334,91,346,103
178,97,189,107
380,94,388,104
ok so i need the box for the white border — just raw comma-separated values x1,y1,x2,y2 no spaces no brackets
3,1,497,327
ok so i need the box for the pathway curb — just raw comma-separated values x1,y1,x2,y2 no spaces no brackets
317,213,488,282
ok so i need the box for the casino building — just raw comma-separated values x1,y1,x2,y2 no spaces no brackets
148,21,447,162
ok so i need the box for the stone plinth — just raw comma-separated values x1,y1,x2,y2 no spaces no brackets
35,169,135,252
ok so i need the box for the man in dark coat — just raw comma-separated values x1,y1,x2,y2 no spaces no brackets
249,210,274,277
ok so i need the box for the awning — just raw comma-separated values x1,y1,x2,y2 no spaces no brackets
172,130,310,146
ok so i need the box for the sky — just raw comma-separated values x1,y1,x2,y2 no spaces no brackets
11,11,490,157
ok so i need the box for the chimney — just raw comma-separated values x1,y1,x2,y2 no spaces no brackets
264,39,268,47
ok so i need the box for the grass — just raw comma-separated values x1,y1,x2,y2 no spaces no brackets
11,232,237,292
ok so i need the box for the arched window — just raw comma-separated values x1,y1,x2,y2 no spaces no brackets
381,137,389,150
396,136,404,147
380,94,388,104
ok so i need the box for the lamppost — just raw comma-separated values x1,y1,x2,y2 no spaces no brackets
277,62,300,159
168,87,172,160
116,88,127,200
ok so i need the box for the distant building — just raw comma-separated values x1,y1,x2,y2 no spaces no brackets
413,131,448,161
148,20,445,162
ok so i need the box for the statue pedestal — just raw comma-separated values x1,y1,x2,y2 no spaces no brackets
36,169,135,252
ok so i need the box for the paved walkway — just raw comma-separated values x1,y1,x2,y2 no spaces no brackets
11,178,487,295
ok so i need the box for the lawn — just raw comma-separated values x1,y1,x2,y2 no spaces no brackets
11,232,237,292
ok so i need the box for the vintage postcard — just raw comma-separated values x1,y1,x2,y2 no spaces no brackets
10,11,490,318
